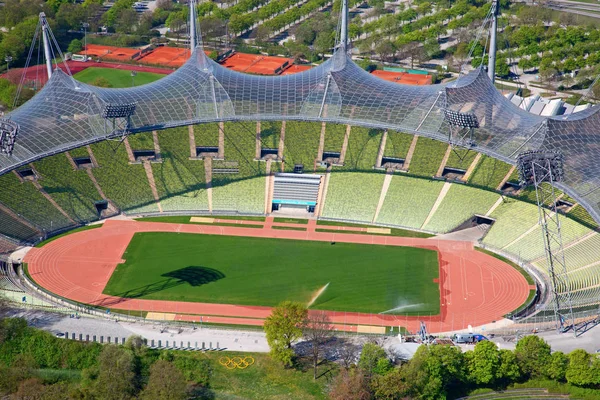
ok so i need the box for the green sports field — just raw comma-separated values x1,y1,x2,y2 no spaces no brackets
73,67,165,88
103,232,440,315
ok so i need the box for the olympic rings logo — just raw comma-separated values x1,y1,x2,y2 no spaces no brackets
219,356,255,370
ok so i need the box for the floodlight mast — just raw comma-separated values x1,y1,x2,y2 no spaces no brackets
40,13,53,79
517,151,576,336
487,0,499,82
444,109,479,148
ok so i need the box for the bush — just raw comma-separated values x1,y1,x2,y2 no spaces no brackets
173,355,212,387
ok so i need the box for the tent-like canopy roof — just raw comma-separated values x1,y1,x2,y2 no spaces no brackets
1,29,599,223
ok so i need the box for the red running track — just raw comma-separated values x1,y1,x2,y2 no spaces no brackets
24,219,531,334
2,61,172,86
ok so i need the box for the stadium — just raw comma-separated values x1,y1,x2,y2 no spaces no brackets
0,0,599,339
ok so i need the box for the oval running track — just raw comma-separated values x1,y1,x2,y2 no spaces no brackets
24,219,532,334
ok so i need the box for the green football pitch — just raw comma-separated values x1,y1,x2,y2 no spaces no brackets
103,232,440,315
73,67,165,88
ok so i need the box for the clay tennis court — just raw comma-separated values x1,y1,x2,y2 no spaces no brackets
23,218,531,334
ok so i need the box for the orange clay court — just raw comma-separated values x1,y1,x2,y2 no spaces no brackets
371,70,433,85
220,53,293,75
138,46,192,67
24,218,531,333
84,44,141,62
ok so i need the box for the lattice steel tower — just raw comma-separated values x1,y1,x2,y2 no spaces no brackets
517,151,575,335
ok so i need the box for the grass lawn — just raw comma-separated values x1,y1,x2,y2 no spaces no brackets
73,67,165,88
103,232,440,315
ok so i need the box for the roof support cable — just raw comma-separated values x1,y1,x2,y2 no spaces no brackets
455,2,495,86
570,73,600,114
219,120,263,175
210,76,219,119
12,19,42,110
318,74,332,119
415,91,443,132
508,121,547,158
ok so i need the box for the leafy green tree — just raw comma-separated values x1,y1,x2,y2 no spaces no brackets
545,351,568,382
102,0,135,28
56,4,85,32
68,39,83,54
514,336,551,379
495,58,510,78
263,301,307,367
403,344,465,399
295,21,316,45
518,57,532,72
47,0,70,12
141,360,187,400
371,367,409,399
359,343,390,377
314,31,334,58
116,9,139,34
375,40,396,62
466,340,500,386
94,345,137,400
497,349,520,385
565,349,600,387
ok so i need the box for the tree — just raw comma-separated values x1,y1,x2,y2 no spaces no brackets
375,41,396,62
255,26,272,45
11,378,46,400
514,336,551,379
67,39,83,54
116,9,139,34
263,301,307,367
495,58,511,78
497,349,520,385
358,343,391,377
94,345,137,400
545,351,568,382
329,368,372,400
371,367,409,400
398,41,426,69
338,340,360,369
141,360,187,400
466,340,500,386
295,21,316,45
565,349,600,387
302,311,333,380
423,38,441,59
402,344,464,399
314,31,334,59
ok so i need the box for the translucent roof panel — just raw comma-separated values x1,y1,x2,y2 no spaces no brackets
2,48,600,223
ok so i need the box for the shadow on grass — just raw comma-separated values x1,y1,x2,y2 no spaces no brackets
162,266,225,286
98,266,225,307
